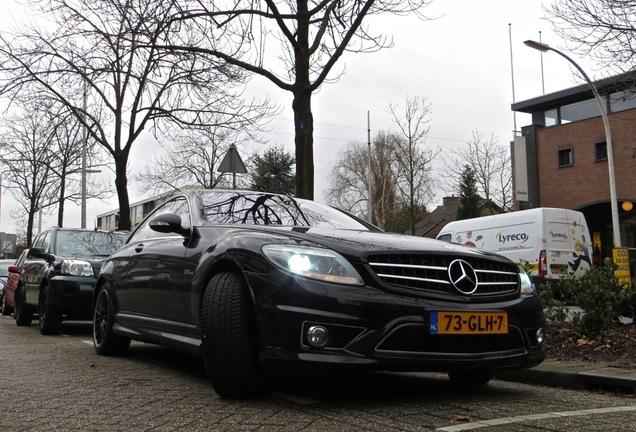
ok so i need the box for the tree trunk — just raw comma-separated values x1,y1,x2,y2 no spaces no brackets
292,90,314,200
292,2,314,200
113,152,131,231
26,201,36,248
57,174,66,228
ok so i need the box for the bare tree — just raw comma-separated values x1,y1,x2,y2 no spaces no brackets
157,0,433,200
0,0,273,230
0,102,57,246
43,102,112,227
134,123,250,196
0,98,110,242
387,95,438,234
546,0,636,76
442,129,513,212
325,132,399,230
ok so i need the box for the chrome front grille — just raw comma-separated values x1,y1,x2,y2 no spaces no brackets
367,254,519,296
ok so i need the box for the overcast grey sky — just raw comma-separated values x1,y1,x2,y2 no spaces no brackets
0,0,598,234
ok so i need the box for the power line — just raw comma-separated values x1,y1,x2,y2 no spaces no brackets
266,117,467,144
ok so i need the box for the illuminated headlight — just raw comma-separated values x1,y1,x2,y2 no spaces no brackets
519,267,535,295
61,260,94,277
262,245,363,285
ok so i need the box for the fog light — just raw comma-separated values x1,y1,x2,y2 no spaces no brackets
307,325,329,348
536,328,546,346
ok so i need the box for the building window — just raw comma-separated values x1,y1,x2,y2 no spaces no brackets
558,148,573,167
610,90,636,113
595,142,608,161
545,108,559,126
560,99,600,124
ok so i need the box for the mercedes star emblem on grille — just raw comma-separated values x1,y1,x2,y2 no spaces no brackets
448,259,478,294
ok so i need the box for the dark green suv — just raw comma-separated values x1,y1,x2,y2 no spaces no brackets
14,227,127,334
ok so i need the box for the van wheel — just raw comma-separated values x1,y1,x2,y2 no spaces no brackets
14,287,33,326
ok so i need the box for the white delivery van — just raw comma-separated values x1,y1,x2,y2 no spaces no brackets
436,208,593,285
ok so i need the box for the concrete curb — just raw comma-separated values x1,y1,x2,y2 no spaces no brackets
495,362,636,394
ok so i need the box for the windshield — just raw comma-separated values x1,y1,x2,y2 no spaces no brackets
54,231,127,257
197,191,371,230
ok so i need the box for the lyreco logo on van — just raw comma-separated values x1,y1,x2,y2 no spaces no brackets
549,231,568,242
495,232,529,245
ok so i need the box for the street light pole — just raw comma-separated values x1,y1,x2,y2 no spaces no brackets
367,111,372,224
81,84,88,229
524,40,621,248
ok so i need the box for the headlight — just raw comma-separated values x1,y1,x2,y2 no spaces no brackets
61,260,94,277
519,267,535,295
262,244,364,285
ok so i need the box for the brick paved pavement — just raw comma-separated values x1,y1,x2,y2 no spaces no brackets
3,316,636,432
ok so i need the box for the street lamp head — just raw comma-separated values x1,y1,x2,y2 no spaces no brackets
524,40,551,52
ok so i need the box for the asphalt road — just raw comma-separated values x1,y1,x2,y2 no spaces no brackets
2,316,636,432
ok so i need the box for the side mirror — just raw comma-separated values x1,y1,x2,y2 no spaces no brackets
148,213,189,236
30,247,54,262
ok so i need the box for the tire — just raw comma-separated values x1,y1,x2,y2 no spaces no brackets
38,286,63,335
93,284,130,356
201,272,265,398
2,292,13,316
448,369,493,386
14,287,33,326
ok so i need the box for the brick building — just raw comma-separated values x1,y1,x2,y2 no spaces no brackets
511,72,636,260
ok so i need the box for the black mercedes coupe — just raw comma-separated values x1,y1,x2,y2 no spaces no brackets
93,189,545,398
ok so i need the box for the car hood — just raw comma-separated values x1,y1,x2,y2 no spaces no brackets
216,225,509,263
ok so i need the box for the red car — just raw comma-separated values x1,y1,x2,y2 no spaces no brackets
1,249,28,316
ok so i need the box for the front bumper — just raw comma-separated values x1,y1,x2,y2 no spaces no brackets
49,275,97,319
245,271,545,375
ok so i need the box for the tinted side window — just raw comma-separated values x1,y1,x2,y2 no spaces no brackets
17,250,28,267
31,232,51,254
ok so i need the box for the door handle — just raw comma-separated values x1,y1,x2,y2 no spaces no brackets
134,244,144,253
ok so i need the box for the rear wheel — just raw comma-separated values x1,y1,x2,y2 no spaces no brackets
201,272,265,398
38,286,62,335
448,369,493,386
93,284,130,356
14,287,33,326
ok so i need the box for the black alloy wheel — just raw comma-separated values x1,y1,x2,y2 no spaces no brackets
38,286,62,335
93,284,130,356
201,272,265,398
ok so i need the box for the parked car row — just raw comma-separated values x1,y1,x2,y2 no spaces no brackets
1,250,27,317
0,258,15,316
1,189,546,398
0,228,127,334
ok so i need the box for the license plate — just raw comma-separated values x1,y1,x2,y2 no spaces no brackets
551,265,568,274
430,311,508,334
